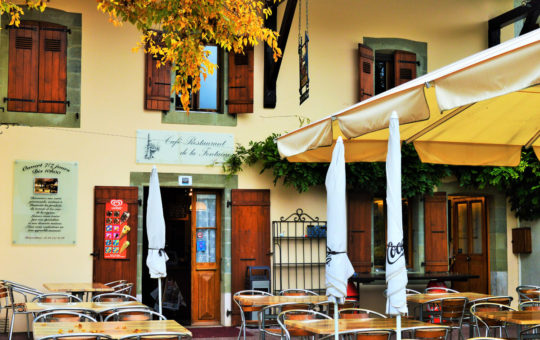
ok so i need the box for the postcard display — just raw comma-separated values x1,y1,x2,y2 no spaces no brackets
104,199,131,259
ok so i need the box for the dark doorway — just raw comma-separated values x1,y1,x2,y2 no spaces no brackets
143,187,192,324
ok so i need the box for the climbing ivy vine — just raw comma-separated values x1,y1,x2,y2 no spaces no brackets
223,135,540,221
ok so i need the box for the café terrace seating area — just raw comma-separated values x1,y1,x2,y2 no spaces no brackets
2,279,540,340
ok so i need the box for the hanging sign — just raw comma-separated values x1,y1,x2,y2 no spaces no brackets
12,160,78,245
104,199,131,259
299,32,310,104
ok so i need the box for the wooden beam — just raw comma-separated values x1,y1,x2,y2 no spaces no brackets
263,0,297,108
488,0,540,47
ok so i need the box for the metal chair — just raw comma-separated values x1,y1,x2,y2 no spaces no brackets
406,288,421,295
91,293,140,302
319,328,395,340
97,306,151,321
424,297,468,340
519,300,540,311
104,280,127,287
516,285,540,303
103,308,166,321
32,293,82,303
520,325,540,340
277,309,332,340
110,282,134,295
470,302,517,338
258,302,311,339
5,281,43,340
339,308,387,319
119,332,192,340
278,289,318,296
39,334,112,340
34,311,98,323
424,287,459,294
233,289,273,340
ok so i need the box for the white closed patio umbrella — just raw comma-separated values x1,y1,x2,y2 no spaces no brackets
146,165,169,314
385,112,408,340
325,136,355,340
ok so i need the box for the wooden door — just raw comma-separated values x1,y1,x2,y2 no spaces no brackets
230,189,270,325
451,197,488,293
191,190,221,325
93,187,138,291
347,191,372,273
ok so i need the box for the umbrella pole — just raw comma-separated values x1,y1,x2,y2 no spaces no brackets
158,277,162,314
334,301,338,340
396,314,401,340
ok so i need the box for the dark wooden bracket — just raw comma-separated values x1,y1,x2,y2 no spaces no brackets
264,0,298,108
488,0,540,47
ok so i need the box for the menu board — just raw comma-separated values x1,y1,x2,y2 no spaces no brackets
104,199,131,259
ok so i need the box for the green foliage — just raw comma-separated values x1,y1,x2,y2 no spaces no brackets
223,135,540,220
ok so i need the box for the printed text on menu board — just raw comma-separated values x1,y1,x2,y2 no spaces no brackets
104,199,131,259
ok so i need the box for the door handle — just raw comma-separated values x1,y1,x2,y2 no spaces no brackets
466,256,471,261
266,252,273,256
90,251,100,258
240,258,256,261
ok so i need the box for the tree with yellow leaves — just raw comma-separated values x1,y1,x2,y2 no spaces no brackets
97,0,282,111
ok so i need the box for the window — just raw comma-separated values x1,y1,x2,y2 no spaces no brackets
374,50,417,96
7,20,68,114
372,198,413,268
174,45,222,112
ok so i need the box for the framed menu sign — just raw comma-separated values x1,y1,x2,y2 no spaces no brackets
104,199,131,259
12,160,78,244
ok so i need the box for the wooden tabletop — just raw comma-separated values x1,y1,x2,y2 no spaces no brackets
43,283,114,293
33,320,191,339
234,295,328,306
406,292,491,304
475,310,540,325
285,317,445,335
26,301,146,313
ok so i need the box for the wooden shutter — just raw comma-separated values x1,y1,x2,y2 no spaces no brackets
347,191,372,273
38,22,67,114
424,192,448,273
394,50,417,87
7,21,39,112
358,43,374,102
144,42,171,111
230,189,270,325
227,46,253,114
93,186,138,292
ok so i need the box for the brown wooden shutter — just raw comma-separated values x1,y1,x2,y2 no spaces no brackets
144,47,171,111
394,50,417,87
347,191,372,273
227,46,253,114
7,21,39,112
230,189,270,325
358,43,374,102
38,22,67,114
93,186,138,292
424,192,449,273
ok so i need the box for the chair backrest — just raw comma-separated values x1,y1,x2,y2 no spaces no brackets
426,297,468,325
471,302,517,328
92,293,140,302
5,282,42,304
467,338,508,340
425,287,459,294
320,328,394,340
112,283,134,295
519,300,540,311
277,309,331,339
516,285,540,303
520,325,540,340
406,288,421,295
34,311,97,323
98,306,150,321
410,326,449,340
278,289,318,296
339,308,387,319
119,332,191,340
32,293,82,303
104,280,127,287
104,308,166,321
39,333,112,340
233,290,273,313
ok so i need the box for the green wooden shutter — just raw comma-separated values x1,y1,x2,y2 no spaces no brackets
358,44,374,102
38,22,67,114
7,21,39,112
227,46,254,114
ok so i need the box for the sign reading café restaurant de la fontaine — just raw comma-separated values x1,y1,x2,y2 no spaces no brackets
12,160,78,245
136,130,234,165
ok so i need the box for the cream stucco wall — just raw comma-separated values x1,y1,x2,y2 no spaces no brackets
1,0,516,329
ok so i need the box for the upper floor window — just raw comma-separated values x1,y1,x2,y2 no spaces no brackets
7,20,68,114
374,50,417,95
